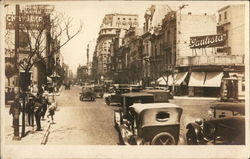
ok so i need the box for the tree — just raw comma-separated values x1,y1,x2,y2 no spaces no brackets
5,5,83,137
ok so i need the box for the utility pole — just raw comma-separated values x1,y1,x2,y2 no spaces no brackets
13,4,21,140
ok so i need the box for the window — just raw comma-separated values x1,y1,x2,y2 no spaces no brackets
123,18,125,20
118,18,120,20
156,112,169,122
224,11,227,20
219,14,221,21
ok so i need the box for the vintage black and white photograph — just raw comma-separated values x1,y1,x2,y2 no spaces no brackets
1,0,249,158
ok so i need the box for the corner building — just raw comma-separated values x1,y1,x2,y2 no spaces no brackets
95,13,139,83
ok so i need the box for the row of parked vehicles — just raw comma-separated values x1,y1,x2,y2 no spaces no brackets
79,85,104,101
80,84,245,145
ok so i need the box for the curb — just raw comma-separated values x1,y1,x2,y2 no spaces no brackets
41,123,51,145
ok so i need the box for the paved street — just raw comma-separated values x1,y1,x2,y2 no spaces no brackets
45,85,219,145
46,85,120,145
5,85,219,145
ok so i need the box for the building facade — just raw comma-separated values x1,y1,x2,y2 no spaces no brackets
93,13,139,83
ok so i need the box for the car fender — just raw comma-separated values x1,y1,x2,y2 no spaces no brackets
186,122,202,137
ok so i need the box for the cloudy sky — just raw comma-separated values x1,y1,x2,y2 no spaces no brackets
4,1,246,74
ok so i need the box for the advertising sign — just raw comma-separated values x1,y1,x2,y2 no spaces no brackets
6,14,45,30
190,34,226,49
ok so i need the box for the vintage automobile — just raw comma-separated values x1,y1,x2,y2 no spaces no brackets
142,89,170,103
114,93,183,145
105,84,142,106
94,85,104,98
79,86,95,101
186,102,245,145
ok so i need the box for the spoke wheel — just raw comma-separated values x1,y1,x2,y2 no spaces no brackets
151,132,176,145
186,129,198,145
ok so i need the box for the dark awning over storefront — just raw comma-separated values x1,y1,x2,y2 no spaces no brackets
188,72,223,87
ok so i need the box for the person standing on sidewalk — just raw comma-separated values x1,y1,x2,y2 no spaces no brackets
26,97,35,126
9,97,22,127
34,97,43,131
41,95,48,120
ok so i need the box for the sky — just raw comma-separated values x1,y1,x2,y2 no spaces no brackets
4,1,247,74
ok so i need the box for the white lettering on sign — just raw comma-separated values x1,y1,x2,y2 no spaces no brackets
190,34,226,49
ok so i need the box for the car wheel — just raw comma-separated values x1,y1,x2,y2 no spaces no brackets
151,132,176,145
186,129,198,145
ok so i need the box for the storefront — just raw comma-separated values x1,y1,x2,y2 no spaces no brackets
188,72,223,97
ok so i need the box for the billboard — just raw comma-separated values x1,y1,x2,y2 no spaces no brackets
190,34,226,49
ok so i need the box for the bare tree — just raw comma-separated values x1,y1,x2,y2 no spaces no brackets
5,5,83,136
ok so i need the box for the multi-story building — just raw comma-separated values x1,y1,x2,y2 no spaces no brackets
94,13,139,83
112,26,142,84
5,5,54,97
141,5,172,86
216,4,245,100
161,5,245,98
166,12,218,96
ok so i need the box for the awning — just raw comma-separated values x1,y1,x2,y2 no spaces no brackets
175,72,188,86
157,75,174,85
189,72,223,87
188,72,206,87
203,72,223,87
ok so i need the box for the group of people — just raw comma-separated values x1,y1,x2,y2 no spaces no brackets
9,84,57,132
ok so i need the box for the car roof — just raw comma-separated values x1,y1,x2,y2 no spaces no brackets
131,103,181,114
121,92,153,97
211,102,245,113
142,89,169,93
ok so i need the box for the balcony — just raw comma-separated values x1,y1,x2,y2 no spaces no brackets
177,55,244,67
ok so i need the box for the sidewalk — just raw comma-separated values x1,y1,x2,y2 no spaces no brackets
4,88,64,145
169,95,219,106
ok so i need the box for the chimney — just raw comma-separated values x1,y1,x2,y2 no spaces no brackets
188,12,192,15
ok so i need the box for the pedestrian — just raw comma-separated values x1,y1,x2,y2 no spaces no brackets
9,97,22,127
47,101,56,124
41,95,48,120
26,97,35,126
34,97,43,131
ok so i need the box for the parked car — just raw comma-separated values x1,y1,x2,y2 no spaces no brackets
186,102,245,145
114,93,183,145
94,85,104,98
142,89,170,102
105,84,141,106
79,86,95,101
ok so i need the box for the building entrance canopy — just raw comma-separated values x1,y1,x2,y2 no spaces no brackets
157,72,188,86
188,72,223,87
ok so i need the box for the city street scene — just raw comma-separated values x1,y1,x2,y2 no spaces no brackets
3,1,246,149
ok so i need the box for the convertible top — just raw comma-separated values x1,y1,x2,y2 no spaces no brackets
122,92,153,97
131,103,181,114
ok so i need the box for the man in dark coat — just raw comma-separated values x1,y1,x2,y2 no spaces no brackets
9,98,22,127
41,96,48,120
34,97,43,131
26,97,35,126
